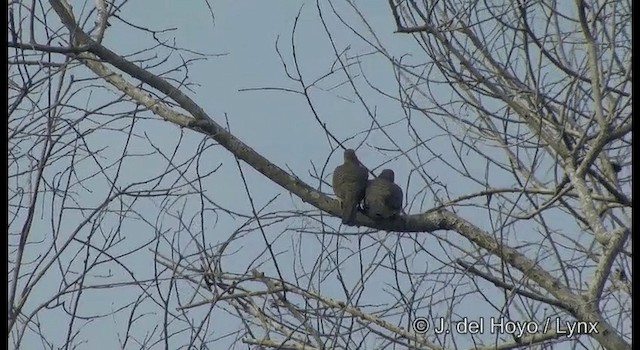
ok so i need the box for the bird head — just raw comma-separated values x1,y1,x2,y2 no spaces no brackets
379,169,395,182
344,149,359,162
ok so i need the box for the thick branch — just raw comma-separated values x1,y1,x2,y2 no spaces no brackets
48,0,441,233
441,212,630,350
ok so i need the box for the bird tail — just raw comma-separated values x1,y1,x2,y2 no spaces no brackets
341,196,358,225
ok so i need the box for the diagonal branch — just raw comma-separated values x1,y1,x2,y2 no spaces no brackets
441,211,630,350
48,0,442,233
456,259,567,310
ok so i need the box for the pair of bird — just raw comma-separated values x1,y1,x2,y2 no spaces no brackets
332,149,403,225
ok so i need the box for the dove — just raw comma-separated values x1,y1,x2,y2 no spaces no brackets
332,149,369,225
363,169,403,220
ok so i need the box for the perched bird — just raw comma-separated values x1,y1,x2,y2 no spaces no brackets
332,149,369,225
611,162,622,173
363,169,403,220
615,268,628,282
